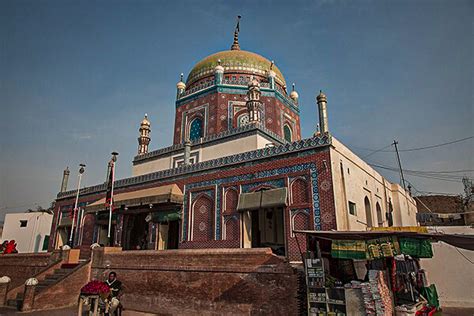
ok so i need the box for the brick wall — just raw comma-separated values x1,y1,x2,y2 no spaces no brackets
54,147,337,262
91,248,299,315
31,261,90,311
0,252,61,290
174,90,301,144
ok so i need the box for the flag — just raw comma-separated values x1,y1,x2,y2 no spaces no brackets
105,160,114,209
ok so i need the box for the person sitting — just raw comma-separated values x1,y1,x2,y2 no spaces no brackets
105,271,122,315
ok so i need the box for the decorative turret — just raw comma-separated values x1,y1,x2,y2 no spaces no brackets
138,114,151,155
176,73,186,99
230,15,241,50
268,60,276,90
316,90,329,134
60,167,70,193
214,59,224,84
246,77,262,123
290,83,299,103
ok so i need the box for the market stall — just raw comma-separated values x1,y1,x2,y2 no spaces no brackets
295,228,474,316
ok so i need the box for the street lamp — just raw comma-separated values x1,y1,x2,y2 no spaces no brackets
69,163,86,245
107,152,118,244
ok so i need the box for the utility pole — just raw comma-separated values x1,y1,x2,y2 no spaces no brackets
392,140,406,190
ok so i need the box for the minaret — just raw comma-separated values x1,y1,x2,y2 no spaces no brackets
268,61,276,90
290,83,299,104
246,77,262,123
317,90,329,134
60,167,70,193
230,15,241,50
183,139,191,165
176,73,186,99
214,59,224,85
138,114,151,155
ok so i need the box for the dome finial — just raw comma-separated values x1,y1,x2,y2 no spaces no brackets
180,73,183,81
231,15,241,51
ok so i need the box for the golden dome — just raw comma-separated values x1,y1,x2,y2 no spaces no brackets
140,114,150,127
186,50,286,88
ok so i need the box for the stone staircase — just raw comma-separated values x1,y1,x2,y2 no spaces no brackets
6,263,79,310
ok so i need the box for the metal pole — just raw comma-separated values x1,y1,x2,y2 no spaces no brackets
69,164,85,245
107,152,118,244
393,140,406,190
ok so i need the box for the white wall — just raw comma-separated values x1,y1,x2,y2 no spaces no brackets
330,137,418,231
420,226,474,308
1,212,53,253
132,133,276,176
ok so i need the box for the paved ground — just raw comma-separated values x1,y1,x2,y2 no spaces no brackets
0,306,472,315
0,306,158,316
439,307,474,316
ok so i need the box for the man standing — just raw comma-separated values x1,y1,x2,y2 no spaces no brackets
106,271,122,315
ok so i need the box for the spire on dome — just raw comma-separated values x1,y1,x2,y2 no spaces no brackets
231,15,241,50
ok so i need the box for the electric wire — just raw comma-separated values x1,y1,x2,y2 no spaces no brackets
350,136,473,153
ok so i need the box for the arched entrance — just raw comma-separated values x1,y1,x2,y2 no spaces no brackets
364,197,373,228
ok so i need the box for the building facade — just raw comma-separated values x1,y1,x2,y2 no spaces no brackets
49,21,417,261
2,211,53,253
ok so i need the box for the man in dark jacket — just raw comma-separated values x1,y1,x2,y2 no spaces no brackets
106,271,122,315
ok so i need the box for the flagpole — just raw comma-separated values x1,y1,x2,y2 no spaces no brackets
69,164,86,246
107,152,118,245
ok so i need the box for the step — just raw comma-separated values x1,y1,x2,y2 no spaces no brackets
54,268,74,274
6,298,22,310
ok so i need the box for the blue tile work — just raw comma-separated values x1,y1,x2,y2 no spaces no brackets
290,208,311,216
241,178,286,193
58,134,331,200
187,189,215,240
182,162,321,242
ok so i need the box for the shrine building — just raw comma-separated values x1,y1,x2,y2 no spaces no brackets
49,20,417,261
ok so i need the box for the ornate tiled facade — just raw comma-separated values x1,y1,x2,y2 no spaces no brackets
50,22,339,262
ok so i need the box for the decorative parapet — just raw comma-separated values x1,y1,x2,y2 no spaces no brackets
132,123,285,164
57,133,332,200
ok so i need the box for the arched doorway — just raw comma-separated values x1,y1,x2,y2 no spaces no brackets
376,202,383,227
364,197,373,228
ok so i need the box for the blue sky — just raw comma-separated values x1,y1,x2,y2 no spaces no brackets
1,0,472,217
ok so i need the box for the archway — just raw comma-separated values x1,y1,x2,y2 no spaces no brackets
376,202,383,227
364,196,373,228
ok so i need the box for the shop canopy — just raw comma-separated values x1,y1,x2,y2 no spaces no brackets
293,230,474,251
85,184,184,213
237,188,288,211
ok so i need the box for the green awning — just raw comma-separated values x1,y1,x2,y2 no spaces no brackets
96,212,118,221
152,210,181,223
237,188,288,211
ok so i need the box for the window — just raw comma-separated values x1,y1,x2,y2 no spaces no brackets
237,113,249,127
20,220,28,228
283,124,292,142
189,117,203,141
348,201,356,215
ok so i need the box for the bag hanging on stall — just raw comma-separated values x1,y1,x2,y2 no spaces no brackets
399,238,433,258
